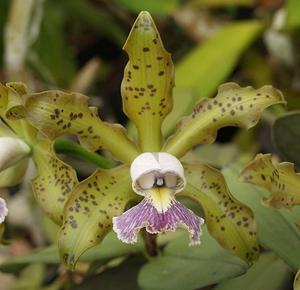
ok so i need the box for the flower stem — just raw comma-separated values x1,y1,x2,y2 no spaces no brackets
141,229,158,257
54,139,113,169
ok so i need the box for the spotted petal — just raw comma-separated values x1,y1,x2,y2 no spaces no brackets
181,163,259,263
121,11,174,151
240,153,300,210
0,83,34,137
0,82,27,119
32,139,78,224
113,196,204,245
24,90,140,163
163,83,285,158
58,166,137,269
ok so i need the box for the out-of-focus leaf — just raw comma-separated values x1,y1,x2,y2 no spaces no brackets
190,0,254,8
122,11,174,151
183,143,239,168
30,0,76,86
74,256,145,290
214,252,292,290
11,264,45,290
240,153,300,210
223,164,300,271
138,228,248,290
163,83,285,158
163,20,263,135
0,0,9,66
62,0,126,46
113,0,179,14
242,51,273,88
0,231,179,273
285,0,300,30
273,112,300,167
0,232,143,273
69,58,101,94
0,223,4,242
182,163,259,263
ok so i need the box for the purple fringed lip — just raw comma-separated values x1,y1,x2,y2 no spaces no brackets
113,197,204,245
0,198,8,223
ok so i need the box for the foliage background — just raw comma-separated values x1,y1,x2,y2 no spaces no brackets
1,0,300,289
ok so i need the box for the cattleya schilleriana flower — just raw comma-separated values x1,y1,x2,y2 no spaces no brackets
7,12,285,268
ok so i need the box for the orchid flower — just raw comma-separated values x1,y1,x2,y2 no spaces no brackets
0,82,78,225
18,12,285,268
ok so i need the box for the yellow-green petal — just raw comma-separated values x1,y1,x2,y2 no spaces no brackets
163,83,285,158
32,139,78,225
0,119,16,137
240,153,300,210
58,165,138,269
181,162,259,263
0,158,29,188
294,269,300,290
121,11,174,151
0,82,27,120
0,83,35,138
25,90,140,163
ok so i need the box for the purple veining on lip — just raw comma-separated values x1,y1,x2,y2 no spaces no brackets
0,198,8,223
113,197,204,245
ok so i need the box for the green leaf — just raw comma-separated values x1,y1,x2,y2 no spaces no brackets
58,166,138,269
25,90,140,163
0,232,143,273
181,163,259,262
214,252,293,290
62,0,126,46
122,11,174,151
11,264,45,290
0,223,5,242
0,231,179,273
223,164,300,271
138,229,248,290
240,153,300,210
183,142,239,168
30,0,76,86
74,256,145,290
273,112,300,167
0,0,9,67
285,0,300,30
163,83,285,158
113,0,179,14
189,0,254,8
32,139,78,224
54,139,113,169
163,20,263,135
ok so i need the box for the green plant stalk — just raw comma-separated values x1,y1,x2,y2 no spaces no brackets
54,139,113,169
